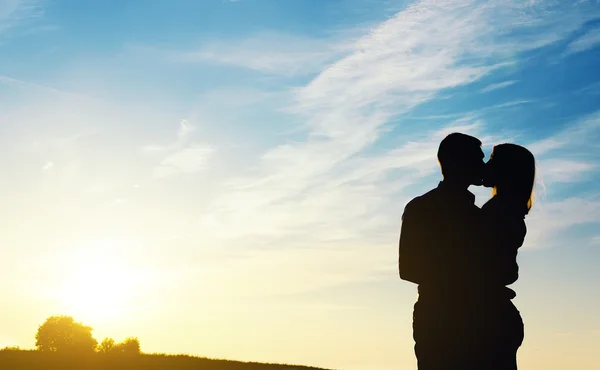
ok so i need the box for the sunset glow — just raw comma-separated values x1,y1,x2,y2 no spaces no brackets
52,242,142,324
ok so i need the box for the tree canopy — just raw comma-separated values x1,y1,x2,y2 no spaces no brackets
35,315,98,353
99,337,141,355
113,337,141,354
98,337,115,353
34,315,142,355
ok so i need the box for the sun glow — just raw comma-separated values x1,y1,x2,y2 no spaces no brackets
54,240,147,325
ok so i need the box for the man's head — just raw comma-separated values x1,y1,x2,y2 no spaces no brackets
437,133,485,187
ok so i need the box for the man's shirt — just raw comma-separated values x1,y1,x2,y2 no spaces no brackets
398,181,485,297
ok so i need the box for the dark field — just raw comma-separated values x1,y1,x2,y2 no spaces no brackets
0,351,331,370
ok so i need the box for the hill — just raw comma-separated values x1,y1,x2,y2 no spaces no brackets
0,350,333,370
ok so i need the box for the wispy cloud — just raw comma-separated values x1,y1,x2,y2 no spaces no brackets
564,27,600,56
31,131,98,151
528,110,600,157
192,119,509,295
0,0,43,35
170,32,352,77
182,1,600,293
177,119,195,140
509,110,600,249
42,161,54,171
527,137,565,156
480,80,518,93
0,0,22,21
144,120,215,178
153,144,215,179
524,198,600,249
142,120,197,154
526,111,600,188
536,159,596,184
0,75,73,96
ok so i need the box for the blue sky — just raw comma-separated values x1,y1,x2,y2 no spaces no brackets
1,1,600,370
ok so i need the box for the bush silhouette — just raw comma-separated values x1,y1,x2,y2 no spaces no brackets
104,337,141,355
35,315,98,353
0,346,20,352
98,337,115,353
115,337,141,354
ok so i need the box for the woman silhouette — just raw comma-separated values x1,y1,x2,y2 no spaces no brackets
480,143,536,370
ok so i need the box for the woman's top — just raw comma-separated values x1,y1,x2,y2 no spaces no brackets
481,195,527,292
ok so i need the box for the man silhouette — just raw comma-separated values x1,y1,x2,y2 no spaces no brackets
398,132,489,369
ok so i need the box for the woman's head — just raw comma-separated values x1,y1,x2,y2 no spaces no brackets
484,143,536,214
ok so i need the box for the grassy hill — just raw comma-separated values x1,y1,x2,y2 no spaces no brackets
0,350,333,370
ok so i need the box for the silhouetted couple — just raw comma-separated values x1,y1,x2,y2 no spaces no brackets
399,133,535,370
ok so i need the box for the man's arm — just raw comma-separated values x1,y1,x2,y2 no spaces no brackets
398,201,424,284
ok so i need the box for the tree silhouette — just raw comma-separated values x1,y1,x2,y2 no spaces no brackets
35,315,98,353
98,337,115,353
98,336,141,354
112,337,141,354
0,345,20,351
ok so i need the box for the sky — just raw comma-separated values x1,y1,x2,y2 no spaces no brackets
1,0,600,369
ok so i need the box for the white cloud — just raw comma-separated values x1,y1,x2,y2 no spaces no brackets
0,75,73,96
108,198,128,208
31,131,97,151
177,119,195,140
528,110,600,159
480,80,518,93
140,144,165,153
536,159,596,184
172,32,353,76
0,0,43,34
153,144,215,178
527,137,565,156
506,110,600,249
524,198,600,249
142,120,215,178
184,0,600,293
574,80,600,96
142,120,196,154
564,27,600,56
42,161,54,171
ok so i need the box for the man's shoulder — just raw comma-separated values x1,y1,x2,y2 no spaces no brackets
403,188,439,215
408,187,443,206
404,187,481,222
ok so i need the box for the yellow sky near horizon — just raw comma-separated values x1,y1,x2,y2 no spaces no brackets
1,228,599,370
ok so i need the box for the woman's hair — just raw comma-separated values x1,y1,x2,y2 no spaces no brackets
489,143,536,214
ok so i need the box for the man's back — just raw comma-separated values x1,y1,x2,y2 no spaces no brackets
399,181,483,296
